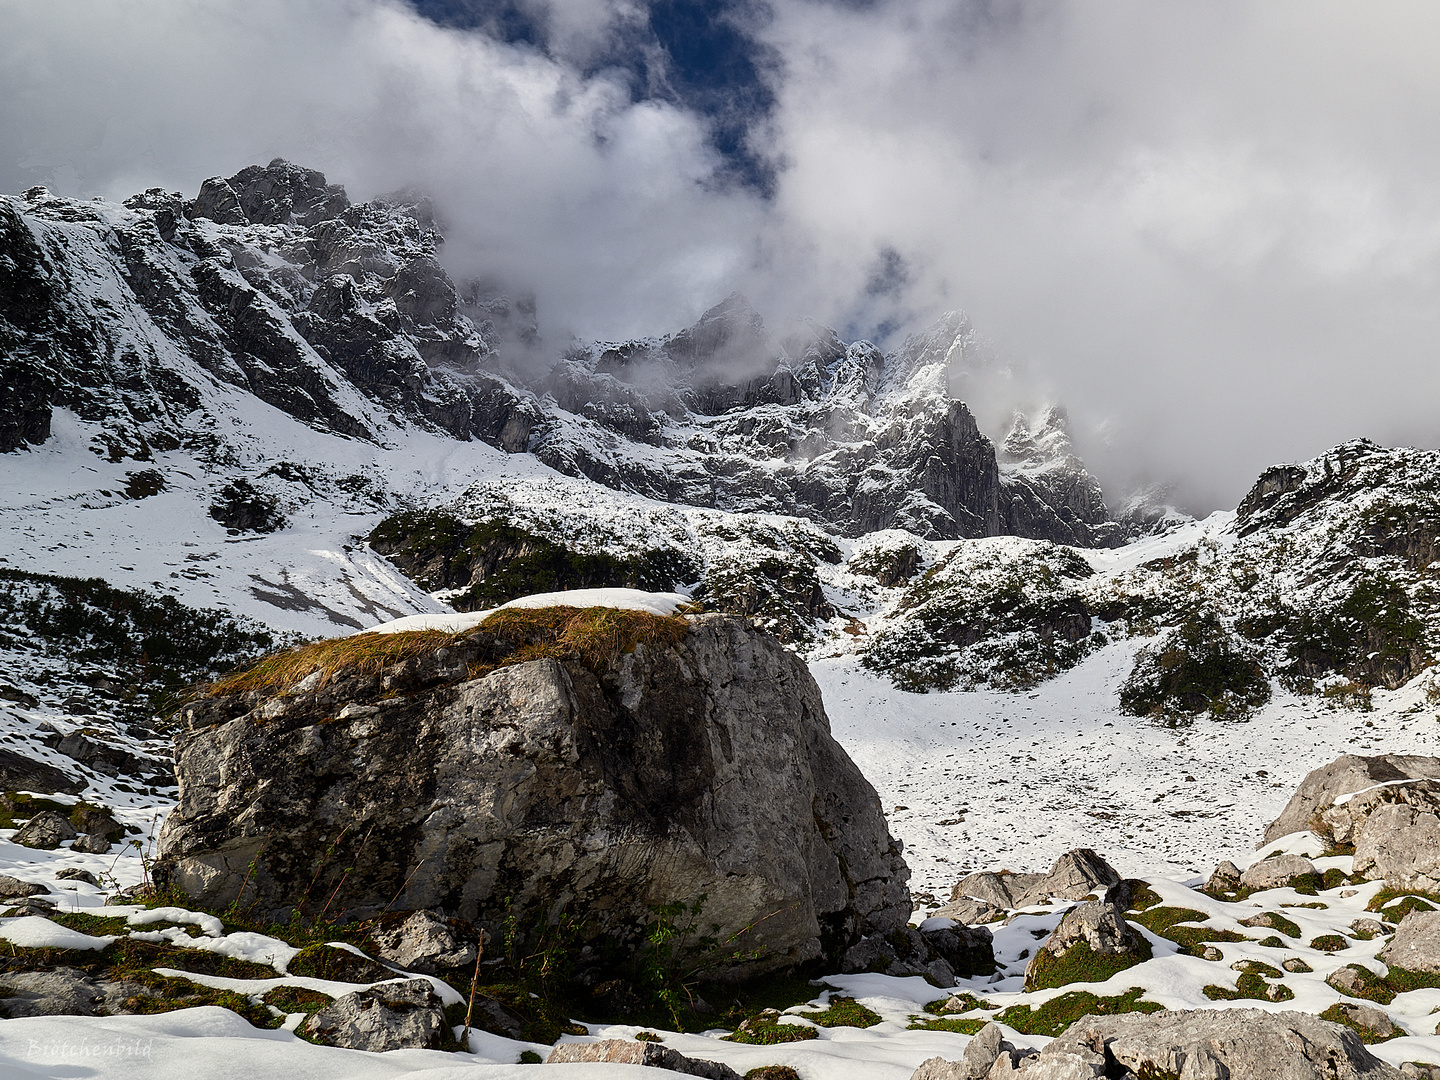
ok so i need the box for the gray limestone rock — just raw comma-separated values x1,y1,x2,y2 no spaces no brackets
929,897,1006,926
1264,754,1440,844
1045,1009,1402,1080
13,810,77,849
370,910,477,975
1239,854,1317,892
545,1039,741,1078
55,867,99,887
1350,795,1440,891
0,874,47,898
1329,1002,1401,1039
156,615,910,979
948,850,1119,913
303,979,448,1052
1379,910,1440,973
70,832,112,854
0,968,147,1018
1205,860,1242,893
0,749,84,795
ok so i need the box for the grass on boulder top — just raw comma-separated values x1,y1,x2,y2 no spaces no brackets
205,606,690,699
1310,934,1350,952
797,996,881,1028
1243,912,1301,938
925,991,996,1014
997,988,1162,1037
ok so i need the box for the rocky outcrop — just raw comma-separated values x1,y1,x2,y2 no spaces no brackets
155,613,910,979
937,849,1120,919
1239,854,1317,892
915,1011,1404,1080
1024,900,1150,991
546,1039,741,1078
1263,753,1440,844
1378,910,1440,973
370,911,477,975
303,979,449,1052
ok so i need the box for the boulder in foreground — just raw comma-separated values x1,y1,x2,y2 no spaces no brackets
912,1010,1403,1080
155,610,911,979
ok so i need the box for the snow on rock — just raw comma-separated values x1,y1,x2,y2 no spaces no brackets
0,915,116,950
359,588,692,634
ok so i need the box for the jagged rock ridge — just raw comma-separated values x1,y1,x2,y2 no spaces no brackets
0,160,1127,546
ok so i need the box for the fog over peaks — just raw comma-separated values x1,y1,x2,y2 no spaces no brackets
4,0,1440,512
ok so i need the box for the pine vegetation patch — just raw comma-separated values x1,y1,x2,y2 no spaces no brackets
1119,613,1271,723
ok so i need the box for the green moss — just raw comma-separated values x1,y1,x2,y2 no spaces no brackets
1257,936,1285,948
1310,934,1349,952
1024,937,1153,992
1128,907,1247,955
924,991,996,1014
1246,912,1301,938
263,986,331,1014
798,996,881,1029
1203,973,1293,1001
1378,965,1440,995
724,1012,821,1045
1331,965,1395,1005
997,988,1163,1037
1231,960,1282,978
1319,1003,1400,1043
42,911,128,936
519,1050,543,1064
909,1016,986,1034
1125,885,1164,912
1368,889,1440,917
286,943,391,983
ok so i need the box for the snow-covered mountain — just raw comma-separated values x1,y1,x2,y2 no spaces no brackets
0,159,1129,551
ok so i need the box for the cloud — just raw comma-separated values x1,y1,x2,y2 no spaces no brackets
6,0,1440,510
0,0,767,338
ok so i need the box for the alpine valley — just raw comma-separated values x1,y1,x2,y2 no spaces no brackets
5,161,1440,1078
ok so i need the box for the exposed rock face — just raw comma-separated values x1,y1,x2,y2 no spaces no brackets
303,979,448,1052
1264,753,1440,844
960,1009,1405,1080
1240,854,1317,892
0,170,1126,548
0,749,83,795
370,911,476,975
546,1039,742,1078
155,614,910,978
0,875,47,898
1379,910,1440,973
939,849,1120,918
13,810,77,850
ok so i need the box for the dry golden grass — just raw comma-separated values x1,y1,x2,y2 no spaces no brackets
205,606,690,700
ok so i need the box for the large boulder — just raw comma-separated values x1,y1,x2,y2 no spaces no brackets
303,979,448,1052
1379,910,1440,973
546,1039,741,1078
938,849,1120,918
1264,754,1440,844
155,613,910,978
915,1010,1404,1080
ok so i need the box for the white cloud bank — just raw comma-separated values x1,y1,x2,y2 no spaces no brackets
5,0,1440,508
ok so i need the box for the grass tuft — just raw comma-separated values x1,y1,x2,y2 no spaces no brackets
797,996,880,1029
997,988,1162,1037
205,606,690,700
